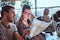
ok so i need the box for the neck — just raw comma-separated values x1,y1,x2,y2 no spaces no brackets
22,18,29,26
23,18,27,22
1,18,9,28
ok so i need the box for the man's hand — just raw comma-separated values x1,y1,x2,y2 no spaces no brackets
14,32,24,40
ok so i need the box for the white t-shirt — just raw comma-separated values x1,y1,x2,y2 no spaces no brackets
0,22,17,40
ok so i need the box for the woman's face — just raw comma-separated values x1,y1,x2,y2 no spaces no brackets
23,9,31,19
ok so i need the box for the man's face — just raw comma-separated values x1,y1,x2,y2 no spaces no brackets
44,9,49,15
6,8,15,22
23,9,31,19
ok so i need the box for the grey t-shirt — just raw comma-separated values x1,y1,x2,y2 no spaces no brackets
0,22,17,40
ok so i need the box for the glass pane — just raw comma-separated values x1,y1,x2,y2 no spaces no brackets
37,0,60,7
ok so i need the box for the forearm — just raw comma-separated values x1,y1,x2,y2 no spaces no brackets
0,35,3,40
14,32,24,40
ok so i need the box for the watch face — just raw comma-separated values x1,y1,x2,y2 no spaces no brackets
57,17,60,22
58,17,60,20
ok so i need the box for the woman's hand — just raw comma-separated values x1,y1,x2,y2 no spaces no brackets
23,29,30,35
22,29,30,38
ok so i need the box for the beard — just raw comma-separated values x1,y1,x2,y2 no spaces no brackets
7,16,14,22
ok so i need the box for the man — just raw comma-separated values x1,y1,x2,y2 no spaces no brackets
53,10,60,22
37,8,51,22
53,10,60,40
37,8,55,40
43,8,55,33
0,5,24,40
37,8,55,33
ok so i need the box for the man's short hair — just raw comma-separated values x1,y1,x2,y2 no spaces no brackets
44,8,49,12
56,10,60,17
22,5,31,13
1,5,15,17
53,10,60,21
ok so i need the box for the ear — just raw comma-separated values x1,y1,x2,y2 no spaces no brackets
4,12,8,17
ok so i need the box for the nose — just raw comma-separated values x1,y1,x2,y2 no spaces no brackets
13,12,16,16
12,13,15,18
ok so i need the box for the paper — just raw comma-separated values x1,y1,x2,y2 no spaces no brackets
29,18,53,38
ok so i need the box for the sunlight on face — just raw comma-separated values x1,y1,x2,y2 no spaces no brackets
23,9,31,19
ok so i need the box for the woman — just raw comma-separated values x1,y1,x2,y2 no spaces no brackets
16,5,31,40
16,5,45,40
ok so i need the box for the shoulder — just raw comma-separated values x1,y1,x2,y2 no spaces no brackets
16,20,23,27
0,22,3,35
9,23,18,32
9,23,16,26
0,22,3,28
9,23,17,28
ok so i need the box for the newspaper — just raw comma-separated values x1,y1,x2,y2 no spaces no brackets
29,18,53,38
